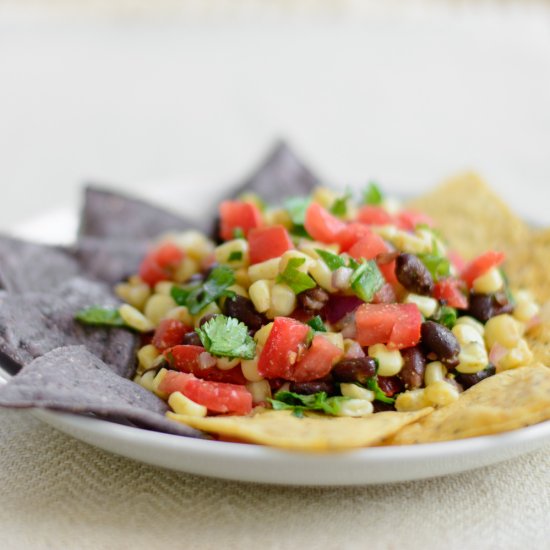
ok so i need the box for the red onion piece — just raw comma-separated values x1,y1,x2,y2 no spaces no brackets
325,295,363,324
198,351,217,370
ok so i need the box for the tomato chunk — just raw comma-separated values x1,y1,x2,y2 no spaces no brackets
348,232,390,261
304,203,347,244
248,225,294,264
357,206,393,226
219,200,263,241
152,319,192,351
258,317,310,379
158,370,194,394
165,345,247,384
290,335,343,382
395,210,434,231
336,223,371,251
138,242,184,287
460,251,505,288
355,303,422,349
433,278,468,309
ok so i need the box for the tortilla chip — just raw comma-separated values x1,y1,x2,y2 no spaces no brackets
525,314,550,367
0,346,202,437
73,237,149,285
504,228,550,304
0,277,138,378
167,408,431,452
230,141,320,203
387,365,550,445
407,172,529,260
79,185,200,240
0,235,80,294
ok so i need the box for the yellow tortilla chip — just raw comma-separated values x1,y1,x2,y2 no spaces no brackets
525,314,550,367
387,365,550,445
167,408,432,452
407,172,529,260
505,228,550,303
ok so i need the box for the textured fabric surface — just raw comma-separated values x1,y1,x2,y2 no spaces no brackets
0,408,548,550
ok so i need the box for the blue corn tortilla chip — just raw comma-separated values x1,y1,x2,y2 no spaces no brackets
0,277,138,378
0,346,202,438
72,237,149,285
0,235,80,294
79,185,200,240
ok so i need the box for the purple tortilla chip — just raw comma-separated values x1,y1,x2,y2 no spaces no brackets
79,185,200,240
230,141,320,202
0,277,138,378
0,346,202,438
0,235,80,294
73,237,149,285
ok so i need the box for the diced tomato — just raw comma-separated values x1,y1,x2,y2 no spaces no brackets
377,257,399,287
348,232,390,261
336,223,371,251
304,203,347,244
395,210,434,231
448,250,466,272
460,251,506,288
165,345,247,384
219,200,263,241
377,376,404,397
258,317,310,379
248,225,294,264
152,319,192,351
355,303,422,349
357,206,393,226
159,371,252,415
290,335,343,382
183,377,253,415
138,242,184,287
433,278,468,309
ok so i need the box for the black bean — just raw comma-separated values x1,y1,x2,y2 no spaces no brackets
298,287,330,313
198,313,218,327
421,321,460,366
395,253,434,295
373,401,396,413
223,295,266,332
182,332,203,346
468,292,513,323
331,357,377,384
399,346,427,389
289,380,336,395
455,365,496,389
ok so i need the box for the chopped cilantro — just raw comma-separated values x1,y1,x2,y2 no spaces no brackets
196,315,256,359
75,306,128,328
432,305,457,329
284,196,311,226
306,315,327,332
170,284,197,306
228,251,243,262
365,377,395,404
350,260,385,303
315,249,346,271
276,257,316,294
232,228,245,239
418,254,451,281
269,391,350,418
362,182,383,205
330,191,352,218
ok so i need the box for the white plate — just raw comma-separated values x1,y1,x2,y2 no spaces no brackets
2,192,550,486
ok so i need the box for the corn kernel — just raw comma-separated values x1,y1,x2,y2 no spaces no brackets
404,293,438,318
214,239,249,268
340,383,375,401
241,356,264,382
119,304,154,332
298,240,340,258
144,294,177,326
249,279,272,313
168,392,207,417
137,344,160,372
268,283,297,317
263,208,292,229
234,268,251,288
248,258,281,282
167,230,214,261
279,250,314,274
137,369,156,391
424,361,447,386
153,281,175,296
496,339,534,372
368,343,404,376
309,259,337,292
216,356,240,370
193,302,221,328
312,186,338,209
372,226,432,254
424,380,459,407
152,368,169,399
254,322,274,347
226,284,249,299
246,380,272,404
115,282,151,311
173,257,200,283
472,267,504,294
395,389,429,412
335,399,374,417
453,324,488,374
163,306,193,326
513,290,540,323
484,314,522,350
454,316,485,336
381,197,401,215
320,332,345,352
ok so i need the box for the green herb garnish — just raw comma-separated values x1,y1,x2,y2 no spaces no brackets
365,378,395,404
418,254,451,281
232,228,245,239
285,196,311,226
276,257,316,294
330,191,352,218
228,251,243,262
362,182,383,205
269,391,351,418
196,315,256,359
350,260,385,303
75,306,128,328
432,305,457,329
306,315,327,332
315,249,346,271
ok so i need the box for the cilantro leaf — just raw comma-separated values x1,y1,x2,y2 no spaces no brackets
306,315,327,332
418,253,450,281
228,251,243,262
285,196,311,226
174,266,236,315
432,305,457,329
196,315,256,359
276,257,316,294
350,260,385,303
365,378,395,404
233,228,245,239
315,249,346,271
363,182,383,205
75,306,128,328
330,191,352,218
269,391,350,418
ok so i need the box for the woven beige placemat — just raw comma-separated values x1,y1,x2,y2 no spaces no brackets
0,409,548,550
